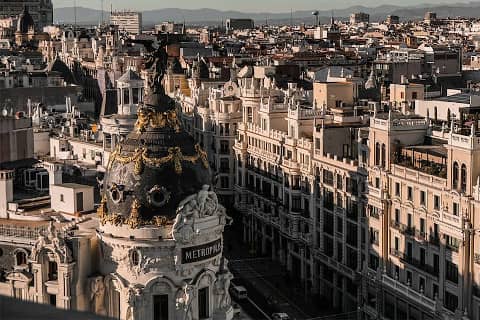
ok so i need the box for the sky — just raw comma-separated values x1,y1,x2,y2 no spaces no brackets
52,0,480,13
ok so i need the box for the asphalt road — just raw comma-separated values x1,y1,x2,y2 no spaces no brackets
229,258,310,320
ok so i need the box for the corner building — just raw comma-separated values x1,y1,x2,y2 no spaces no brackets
364,112,480,320
96,63,234,319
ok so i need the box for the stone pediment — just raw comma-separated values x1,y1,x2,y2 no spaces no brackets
6,270,33,283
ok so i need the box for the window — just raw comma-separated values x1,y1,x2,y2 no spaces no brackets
420,218,425,234
198,287,209,319
453,162,459,189
337,242,343,262
407,213,412,228
132,88,139,104
60,194,64,202
434,195,440,210
406,242,412,258
324,212,334,235
420,248,426,266
220,158,230,173
433,284,439,298
323,170,334,186
369,254,379,270
395,209,400,223
412,92,418,100
220,140,229,154
419,277,425,292
406,270,412,285
370,228,379,245
123,88,130,105
394,236,399,250
433,254,439,275
375,142,380,166
153,294,169,320
444,291,458,312
220,177,229,189
381,144,386,168
395,182,400,196
461,164,467,192
420,191,425,206
48,261,58,281
337,216,343,234
336,175,343,190
445,235,460,252
445,260,458,284
407,186,413,201
15,251,27,266
453,202,459,216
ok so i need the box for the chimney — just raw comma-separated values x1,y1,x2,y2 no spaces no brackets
0,170,14,219
43,161,63,197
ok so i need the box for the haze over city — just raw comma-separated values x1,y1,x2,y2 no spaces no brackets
52,0,480,12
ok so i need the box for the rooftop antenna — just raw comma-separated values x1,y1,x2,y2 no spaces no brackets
290,8,293,27
73,0,77,28
100,0,104,25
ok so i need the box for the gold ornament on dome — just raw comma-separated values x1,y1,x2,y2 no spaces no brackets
98,191,172,229
153,216,169,227
135,108,181,133
109,144,209,176
97,195,108,221
126,199,142,229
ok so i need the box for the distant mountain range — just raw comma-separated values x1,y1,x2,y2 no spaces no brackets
53,2,480,26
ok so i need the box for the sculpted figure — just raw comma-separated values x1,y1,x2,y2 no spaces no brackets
176,282,195,320
90,276,106,315
125,287,136,320
214,271,234,309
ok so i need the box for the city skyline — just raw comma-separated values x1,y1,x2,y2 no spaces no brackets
52,0,480,13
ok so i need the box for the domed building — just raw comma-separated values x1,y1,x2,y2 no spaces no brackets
15,6,36,46
95,46,234,320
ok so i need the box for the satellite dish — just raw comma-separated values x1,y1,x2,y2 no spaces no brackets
1,108,7,117
312,11,319,16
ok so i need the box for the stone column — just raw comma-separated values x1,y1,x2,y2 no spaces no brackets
0,170,14,219
57,263,76,309
31,263,45,304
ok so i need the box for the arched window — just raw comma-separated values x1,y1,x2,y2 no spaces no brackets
461,164,467,192
15,251,27,266
375,142,380,166
381,144,386,168
453,162,459,189
48,260,58,281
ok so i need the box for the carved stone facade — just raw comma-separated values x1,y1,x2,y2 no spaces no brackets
97,185,234,320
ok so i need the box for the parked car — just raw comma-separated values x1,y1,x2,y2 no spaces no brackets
229,284,248,300
272,313,290,320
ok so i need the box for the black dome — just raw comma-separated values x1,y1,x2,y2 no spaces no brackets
99,44,212,228
17,6,34,34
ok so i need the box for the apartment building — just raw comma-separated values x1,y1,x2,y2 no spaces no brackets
110,11,142,35
365,111,480,320
229,70,371,312
173,63,240,204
